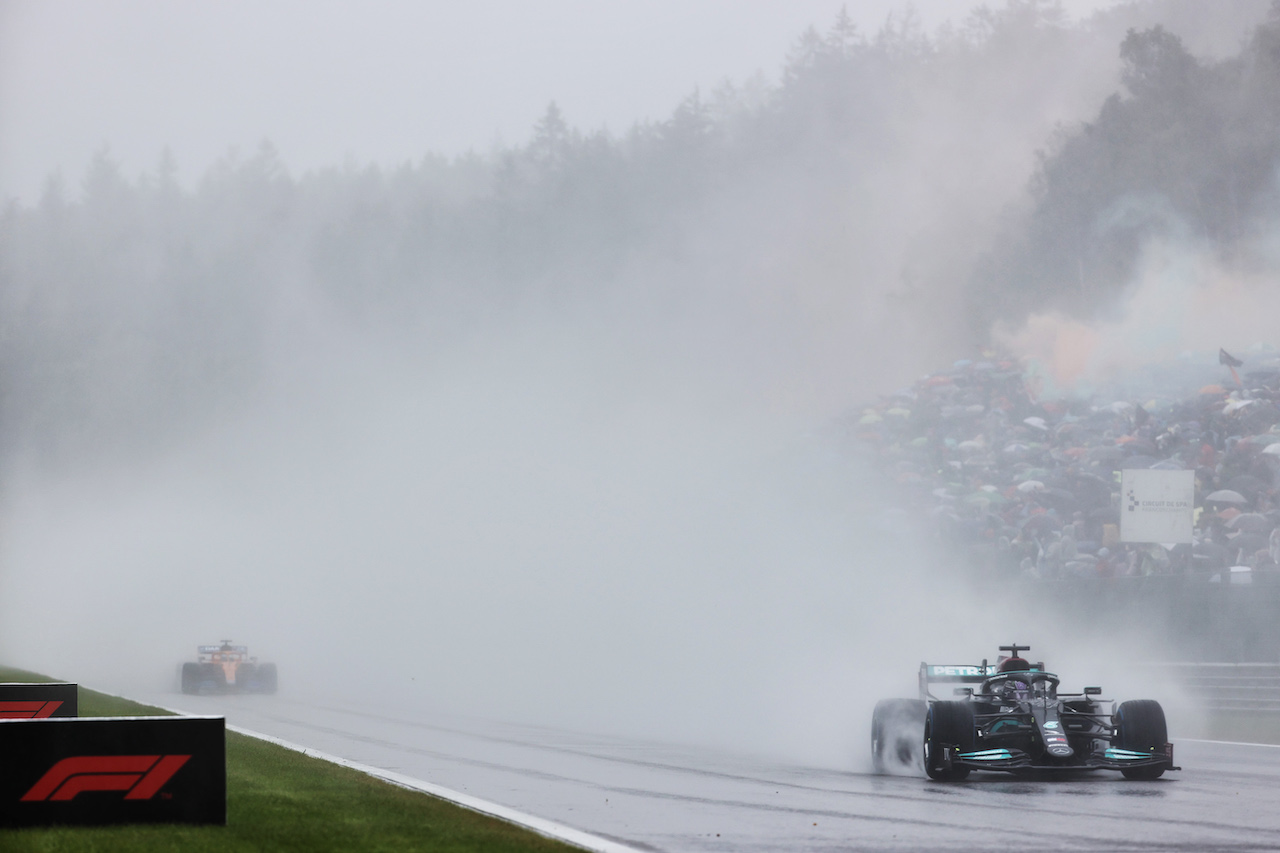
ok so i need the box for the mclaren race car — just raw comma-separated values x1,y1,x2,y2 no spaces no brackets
180,640,277,695
871,643,1178,780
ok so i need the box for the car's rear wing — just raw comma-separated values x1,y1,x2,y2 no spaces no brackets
918,661,1043,700
198,645,248,655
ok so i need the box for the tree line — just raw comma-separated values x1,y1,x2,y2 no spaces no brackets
969,2,1280,329
1,0,1275,471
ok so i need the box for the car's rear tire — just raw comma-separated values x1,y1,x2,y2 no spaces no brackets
1114,699,1168,780
180,662,200,695
871,699,926,773
236,663,258,691
924,701,974,781
258,663,278,694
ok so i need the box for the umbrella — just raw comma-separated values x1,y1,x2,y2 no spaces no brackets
1036,488,1079,513
1228,513,1271,533
1225,475,1269,500
1017,480,1046,493
1124,438,1159,456
1022,514,1061,533
1069,474,1115,506
1228,531,1269,554
1150,459,1186,470
1262,443,1280,457
1206,490,1249,505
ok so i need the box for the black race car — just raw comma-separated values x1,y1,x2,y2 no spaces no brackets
871,643,1178,780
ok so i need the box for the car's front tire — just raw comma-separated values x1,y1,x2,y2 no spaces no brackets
924,701,974,781
1114,699,1168,780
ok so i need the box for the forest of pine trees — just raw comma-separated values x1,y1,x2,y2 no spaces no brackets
2,0,1278,470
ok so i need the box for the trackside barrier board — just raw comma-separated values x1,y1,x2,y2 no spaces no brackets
1120,468,1194,544
0,715,225,827
0,683,77,718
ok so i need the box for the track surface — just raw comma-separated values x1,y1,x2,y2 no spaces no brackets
121,688,1280,852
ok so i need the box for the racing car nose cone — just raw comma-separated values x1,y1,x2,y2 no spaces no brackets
1042,725,1073,758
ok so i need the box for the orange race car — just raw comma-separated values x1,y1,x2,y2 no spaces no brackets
180,640,277,695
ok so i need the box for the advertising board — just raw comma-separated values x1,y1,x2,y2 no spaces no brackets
0,715,225,827
0,682,78,718
1120,469,1195,544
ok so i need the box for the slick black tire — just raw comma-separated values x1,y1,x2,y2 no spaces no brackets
259,663,278,694
871,699,926,773
924,701,975,781
236,663,258,692
1114,699,1168,780
180,662,201,695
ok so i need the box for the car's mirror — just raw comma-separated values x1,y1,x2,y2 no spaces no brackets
1084,686,1102,696
954,687,973,696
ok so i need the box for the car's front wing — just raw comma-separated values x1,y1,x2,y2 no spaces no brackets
944,743,1179,773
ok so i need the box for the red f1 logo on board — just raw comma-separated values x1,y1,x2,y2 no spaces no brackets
21,755,190,802
0,701,63,719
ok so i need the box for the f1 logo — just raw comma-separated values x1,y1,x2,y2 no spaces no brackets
21,755,190,802
0,701,63,719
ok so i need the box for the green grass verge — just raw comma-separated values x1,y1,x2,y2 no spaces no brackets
0,666,580,852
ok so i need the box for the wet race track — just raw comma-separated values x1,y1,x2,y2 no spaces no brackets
115,688,1280,851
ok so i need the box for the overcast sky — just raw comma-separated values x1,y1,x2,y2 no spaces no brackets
0,0,1122,203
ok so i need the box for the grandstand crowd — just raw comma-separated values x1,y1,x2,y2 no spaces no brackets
847,348,1280,580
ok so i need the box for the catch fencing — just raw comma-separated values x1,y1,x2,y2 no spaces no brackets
1023,577,1280,663
1138,662,1280,714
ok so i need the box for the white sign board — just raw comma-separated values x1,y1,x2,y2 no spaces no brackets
1120,469,1195,544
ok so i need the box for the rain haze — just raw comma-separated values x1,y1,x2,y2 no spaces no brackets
0,0,1135,203
2,0,1279,769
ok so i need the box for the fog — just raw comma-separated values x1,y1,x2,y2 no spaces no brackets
1,0,1276,768
0,0,1136,203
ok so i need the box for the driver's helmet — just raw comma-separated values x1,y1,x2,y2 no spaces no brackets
1000,678,1030,700
997,657,1031,699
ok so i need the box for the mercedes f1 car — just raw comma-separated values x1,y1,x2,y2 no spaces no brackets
871,643,1178,780
180,640,277,695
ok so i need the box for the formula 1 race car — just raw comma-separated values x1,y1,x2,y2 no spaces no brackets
180,640,277,695
871,643,1178,780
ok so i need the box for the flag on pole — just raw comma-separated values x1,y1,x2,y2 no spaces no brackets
1219,348,1243,387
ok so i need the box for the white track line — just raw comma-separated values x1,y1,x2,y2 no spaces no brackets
86,687,645,853
1180,738,1280,748
223,723,645,853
